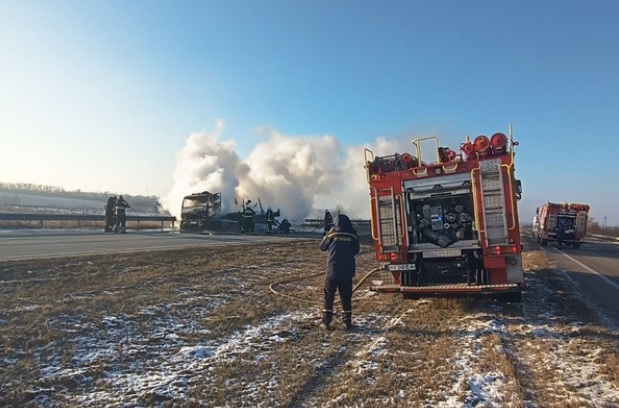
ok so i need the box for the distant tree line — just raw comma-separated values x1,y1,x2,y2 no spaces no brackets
0,182,169,214
587,218,619,236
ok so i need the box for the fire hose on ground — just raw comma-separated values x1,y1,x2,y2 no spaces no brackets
268,266,384,306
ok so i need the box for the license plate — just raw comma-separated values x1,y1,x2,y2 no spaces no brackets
388,264,416,271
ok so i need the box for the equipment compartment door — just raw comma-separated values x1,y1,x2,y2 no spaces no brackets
374,189,404,253
575,210,587,236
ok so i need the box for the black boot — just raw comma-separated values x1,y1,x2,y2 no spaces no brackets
342,312,352,330
322,311,333,330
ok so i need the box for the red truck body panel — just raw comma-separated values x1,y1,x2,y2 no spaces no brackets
365,131,525,301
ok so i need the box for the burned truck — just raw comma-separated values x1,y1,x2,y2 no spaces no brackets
179,191,278,233
179,191,241,232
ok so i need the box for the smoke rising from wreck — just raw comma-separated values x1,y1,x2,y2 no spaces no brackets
162,121,413,222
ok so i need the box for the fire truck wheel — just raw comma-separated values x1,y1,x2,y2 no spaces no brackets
540,239,548,246
572,243,581,249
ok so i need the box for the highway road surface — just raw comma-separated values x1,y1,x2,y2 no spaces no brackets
528,235,619,328
0,229,317,261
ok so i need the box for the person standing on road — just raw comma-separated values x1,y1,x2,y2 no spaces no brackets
241,200,256,233
319,213,360,330
114,195,131,234
265,207,275,234
104,195,117,232
556,220,566,248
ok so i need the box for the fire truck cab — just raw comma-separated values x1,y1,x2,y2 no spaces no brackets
365,129,524,302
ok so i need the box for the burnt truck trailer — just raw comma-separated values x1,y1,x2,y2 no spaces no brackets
365,129,525,302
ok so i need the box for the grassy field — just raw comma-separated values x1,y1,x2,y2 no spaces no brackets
1,240,618,407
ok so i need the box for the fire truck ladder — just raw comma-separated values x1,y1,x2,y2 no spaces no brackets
478,158,509,246
373,187,403,253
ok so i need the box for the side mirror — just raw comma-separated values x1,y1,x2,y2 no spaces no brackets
515,179,522,200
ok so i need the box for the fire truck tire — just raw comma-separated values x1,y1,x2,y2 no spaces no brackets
540,239,548,246
572,243,581,249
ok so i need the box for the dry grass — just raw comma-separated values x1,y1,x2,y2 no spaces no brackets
1,240,618,407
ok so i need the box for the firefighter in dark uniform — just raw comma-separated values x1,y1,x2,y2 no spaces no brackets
556,220,566,248
319,214,360,330
242,200,256,233
104,195,117,232
323,210,334,236
113,195,131,234
265,207,275,234
279,218,291,234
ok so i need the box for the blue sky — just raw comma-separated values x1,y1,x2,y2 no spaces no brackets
1,1,618,224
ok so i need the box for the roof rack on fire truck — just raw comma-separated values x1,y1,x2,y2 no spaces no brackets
364,125,518,184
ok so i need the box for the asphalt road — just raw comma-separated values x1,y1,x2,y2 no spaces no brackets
0,229,318,261
526,234,619,329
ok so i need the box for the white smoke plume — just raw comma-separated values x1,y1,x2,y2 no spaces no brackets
162,121,419,222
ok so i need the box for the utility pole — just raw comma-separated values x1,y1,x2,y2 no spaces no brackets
603,216,607,228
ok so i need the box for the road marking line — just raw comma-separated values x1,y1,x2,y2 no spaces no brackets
553,248,619,292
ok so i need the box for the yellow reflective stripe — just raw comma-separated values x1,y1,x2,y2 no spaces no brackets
326,232,357,239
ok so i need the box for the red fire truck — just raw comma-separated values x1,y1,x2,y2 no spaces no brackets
365,129,524,301
533,202,589,249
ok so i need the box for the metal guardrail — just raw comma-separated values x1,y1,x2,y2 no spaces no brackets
0,213,176,229
2,214,613,242
0,214,373,230
587,233,619,242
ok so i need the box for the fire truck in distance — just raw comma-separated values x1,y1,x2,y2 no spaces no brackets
365,129,524,302
532,202,590,249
